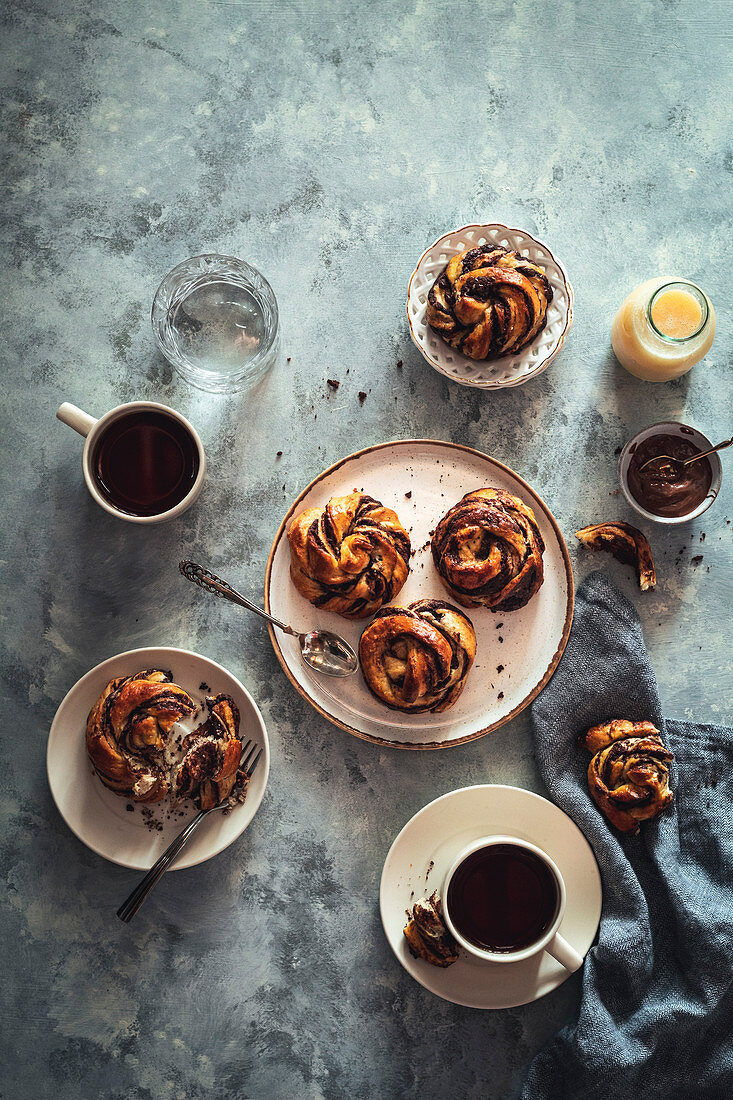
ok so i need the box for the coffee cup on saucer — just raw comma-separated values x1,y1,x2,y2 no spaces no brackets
442,835,584,972
56,400,206,524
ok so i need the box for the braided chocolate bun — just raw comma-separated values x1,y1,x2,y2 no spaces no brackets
288,492,411,619
86,672,244,808
426,243,553,359
86,670,196,802
358,599,476,713
431,487,545,611
576,522,656,592
585,719,674,834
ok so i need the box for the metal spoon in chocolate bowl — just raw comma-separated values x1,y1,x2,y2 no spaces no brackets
619,421,725,525
637,435,732,476
179,560,359,676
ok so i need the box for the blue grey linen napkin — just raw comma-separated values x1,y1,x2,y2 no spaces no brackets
523,571,733,1100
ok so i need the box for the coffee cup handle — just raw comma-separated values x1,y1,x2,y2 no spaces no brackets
56,402,98,438
545,931,584,973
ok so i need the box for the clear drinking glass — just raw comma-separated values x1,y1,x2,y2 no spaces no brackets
152,254,279,394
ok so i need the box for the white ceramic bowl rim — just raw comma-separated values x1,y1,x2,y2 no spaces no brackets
618,420,722,525
82,400,206,524
442,834,566,963
406,222,574,390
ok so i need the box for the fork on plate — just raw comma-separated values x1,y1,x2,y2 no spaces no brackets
116,739,262,923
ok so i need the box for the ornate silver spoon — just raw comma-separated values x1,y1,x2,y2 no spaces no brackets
179,560,358,676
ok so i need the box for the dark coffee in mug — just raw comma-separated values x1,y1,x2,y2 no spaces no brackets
446,843,559,952
91,409,200,517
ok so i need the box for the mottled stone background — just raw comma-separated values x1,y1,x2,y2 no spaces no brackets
1,1,731,1097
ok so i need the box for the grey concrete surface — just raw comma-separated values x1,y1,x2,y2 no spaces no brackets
1,1,731,1097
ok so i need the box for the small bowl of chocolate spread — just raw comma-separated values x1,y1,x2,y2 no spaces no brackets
619,421,722,525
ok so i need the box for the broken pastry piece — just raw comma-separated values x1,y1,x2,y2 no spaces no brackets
174,694,245,811
575,522,656,591
403,891,458,967
584,718,674,834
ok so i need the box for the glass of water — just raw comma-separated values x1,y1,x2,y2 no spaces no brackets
152,254,279,394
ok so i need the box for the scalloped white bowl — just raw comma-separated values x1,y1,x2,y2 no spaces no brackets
407,223,573,389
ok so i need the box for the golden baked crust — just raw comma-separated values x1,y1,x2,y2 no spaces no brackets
403,892,458,967
584,719,673,834
86,673,244,808
173,694,244,811
575,522,656,591
426,243,553,360
431,487,545,611
86,670,195,802
358,599,476,712
288,491,411,619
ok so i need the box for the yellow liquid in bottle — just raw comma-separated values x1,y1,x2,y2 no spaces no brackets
610,277,715,381
650,288,703,339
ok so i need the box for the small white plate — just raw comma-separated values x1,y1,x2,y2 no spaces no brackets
407,223,573,389
47,647,270,870
380,785,602,1009
265,440,573,748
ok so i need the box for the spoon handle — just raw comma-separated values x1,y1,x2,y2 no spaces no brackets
179,561,296,636
684,436,733,465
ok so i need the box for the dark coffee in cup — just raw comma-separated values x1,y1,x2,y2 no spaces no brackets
446,842,559,952
91,409,200,517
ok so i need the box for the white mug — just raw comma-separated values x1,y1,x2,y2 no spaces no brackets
56,400,206,524
442,836,584,972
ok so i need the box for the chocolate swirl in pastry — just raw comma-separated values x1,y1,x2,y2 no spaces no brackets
431,487,545,611
426,243,553,359
584,719,673,834
358,599,476,712
575,522,656,591
174,694,245,811
403,891,458,968
288,491,411,619
86,670,196,802
86,672,245,808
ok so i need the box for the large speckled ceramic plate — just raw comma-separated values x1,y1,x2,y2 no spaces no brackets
47,647,270,870
380,785,602,1009
265,440,573,748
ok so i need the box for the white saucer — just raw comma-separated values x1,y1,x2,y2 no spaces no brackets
47,647,270,870
380,785,602,1009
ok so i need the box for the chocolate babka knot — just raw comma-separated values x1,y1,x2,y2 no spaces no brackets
584,719,674,834
358,599,476,712
86,672,244,809
426,243,553,359
287,491,411,619
431,487,545,612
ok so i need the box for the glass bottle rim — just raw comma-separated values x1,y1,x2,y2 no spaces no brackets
647,281,709,343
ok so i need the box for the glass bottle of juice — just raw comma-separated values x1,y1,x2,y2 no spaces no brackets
611,278,715,381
